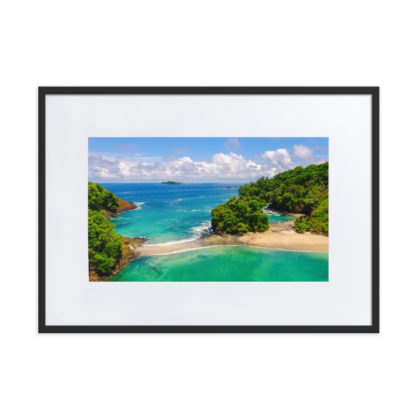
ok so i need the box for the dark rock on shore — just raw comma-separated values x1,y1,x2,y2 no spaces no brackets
89,236,148,282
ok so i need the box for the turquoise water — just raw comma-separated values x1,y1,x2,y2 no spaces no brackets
113,246,329,282
269,214,294,223
104,183,240,244
100,183,328,282
265,211,294,224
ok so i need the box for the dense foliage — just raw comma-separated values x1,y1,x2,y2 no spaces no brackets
212,163,328,235
293,193,328,234
88,182,123,276
211,196,269,234
88,209,123,275
88,182,119,212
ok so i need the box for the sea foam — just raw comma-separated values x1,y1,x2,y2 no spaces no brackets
133,202,145,210
144,221,212,246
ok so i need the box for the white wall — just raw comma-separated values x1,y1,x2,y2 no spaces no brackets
0,1,414,415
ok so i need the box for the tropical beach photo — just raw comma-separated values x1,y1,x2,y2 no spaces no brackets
88,137,328,282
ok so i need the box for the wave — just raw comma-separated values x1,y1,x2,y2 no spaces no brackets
148,245,241,257
133,202,145,210
144,221,212,246
144,237,197,246
173,196,211,202
191,221,212,238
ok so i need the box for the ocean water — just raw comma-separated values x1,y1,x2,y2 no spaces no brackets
103,183,241,244
100,183,328,282
263,208,294,224
112,246,329,282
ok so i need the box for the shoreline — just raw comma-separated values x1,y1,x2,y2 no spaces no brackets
137,221,328,257
90,199,145,281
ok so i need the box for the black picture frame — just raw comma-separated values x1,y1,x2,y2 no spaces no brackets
39,86,379,333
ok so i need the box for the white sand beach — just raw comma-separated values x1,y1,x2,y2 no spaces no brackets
138,221,328,256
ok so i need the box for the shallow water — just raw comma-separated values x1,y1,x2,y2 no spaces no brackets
112,245,329,282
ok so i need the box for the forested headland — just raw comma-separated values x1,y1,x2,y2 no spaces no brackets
88,182,142,280
211,162,328,235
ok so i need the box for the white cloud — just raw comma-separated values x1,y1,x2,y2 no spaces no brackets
224,138,241,151
89,152,280,181
88,154,122,179
88,143,324,182
293,144,313,160
262,148,293,170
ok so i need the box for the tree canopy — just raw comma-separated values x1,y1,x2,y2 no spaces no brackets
88,181,119,212
211,162,328,235
88,183,124,276
211,196,269,234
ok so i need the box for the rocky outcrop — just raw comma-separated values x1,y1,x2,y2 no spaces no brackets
115,199,138,214
102,198,137,218
89,236,148,282
117,237,148,272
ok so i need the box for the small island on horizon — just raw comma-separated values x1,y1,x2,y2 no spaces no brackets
161,181,183,185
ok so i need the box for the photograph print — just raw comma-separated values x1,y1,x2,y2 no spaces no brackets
88,137,329,282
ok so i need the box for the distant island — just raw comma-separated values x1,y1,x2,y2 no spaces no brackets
161,181,183,185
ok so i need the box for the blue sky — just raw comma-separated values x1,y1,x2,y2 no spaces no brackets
89,137,328,182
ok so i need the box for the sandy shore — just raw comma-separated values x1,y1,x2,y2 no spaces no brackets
138,221,328,256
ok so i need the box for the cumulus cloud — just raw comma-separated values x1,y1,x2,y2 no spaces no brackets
293,144,313,160
88,154,122,179
262,148,293,170
87,142,322,182
89,152,280,181
224,138,241,151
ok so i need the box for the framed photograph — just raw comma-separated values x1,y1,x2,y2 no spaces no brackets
39,86,379,333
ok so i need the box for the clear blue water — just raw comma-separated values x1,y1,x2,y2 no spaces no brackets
102,183,241,244
100,183,328,282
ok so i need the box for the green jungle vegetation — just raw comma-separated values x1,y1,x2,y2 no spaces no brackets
88,182,123,276
211,196,269,234
211,162,328,235
88,181,119,212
